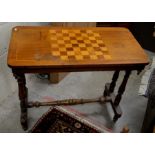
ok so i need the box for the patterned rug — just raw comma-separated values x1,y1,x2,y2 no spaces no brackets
30,106,110,133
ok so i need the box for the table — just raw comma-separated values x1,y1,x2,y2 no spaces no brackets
7,26,149,130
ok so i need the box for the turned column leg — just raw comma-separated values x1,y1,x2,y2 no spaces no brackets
13,71,28,130
113,70,131,121
104,71,120,96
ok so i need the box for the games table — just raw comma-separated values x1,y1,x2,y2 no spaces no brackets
7,26,149,130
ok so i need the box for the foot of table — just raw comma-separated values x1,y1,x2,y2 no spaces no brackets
13,71,28,130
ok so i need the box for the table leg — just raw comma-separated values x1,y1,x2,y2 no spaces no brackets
113,70,131,121
13,72,28,130
103,70,131,121
114,70,131,106
104,71,120,96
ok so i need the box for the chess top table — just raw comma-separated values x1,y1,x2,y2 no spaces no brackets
7,26,149,130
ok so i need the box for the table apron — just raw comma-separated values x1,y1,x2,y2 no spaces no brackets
11,65,145,74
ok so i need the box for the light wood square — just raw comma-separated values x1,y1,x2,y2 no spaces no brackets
63,37,70,40
61,55,68,60
90,55,98,60
97,40,104,44
95,51,103,56
59,47,66,51
92,44,99,48
77,37,83,40
75,55,83,60
62,30,68,33
65,44,73,48
71,40,78,44
74,47,81,52
84,40,91,44
52,51,60,56
67,51,75,56
89,37,96,40
79,43,86,48
87,47,94,51
81,51,89,56
69,33,76,37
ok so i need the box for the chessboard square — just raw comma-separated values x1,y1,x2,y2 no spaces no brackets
97,40,104,44
64,40,70,44
70,37,76,40
90,40,97,43
62,30,68,33
104,55,112,60
69,33,76,37
59,47,66,51
94,47,101,51
88,33,94,37
72,43,79,47
63,37,70,40
63,33,69,37
90,55,98,60
89,37,96,41
74,47,81,51
58,40,65,44
80,47,87,50
58,43,65,48
87,47,94,51
67,51,75,56
83,55,90,59
92,44,99,48
85,43,92,47
65,44,73,48
75,33,81,37
77,40,84,43
80,30,86,33
71,40,78,44
77,37,83,40
81,51,89,56
81,33,87,37
52,51,60,56
61,55,68,60
95,51,103,56
84,40,91,44
56,33,63,37
79,43,86,48
98,43,106,47
75,55,83,60
66,47,73,51
60,51,67,55
101,47,108,51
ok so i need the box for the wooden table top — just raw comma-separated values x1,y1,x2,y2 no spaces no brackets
7,26,149,71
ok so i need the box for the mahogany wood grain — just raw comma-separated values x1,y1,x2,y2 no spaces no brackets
8,26,149,72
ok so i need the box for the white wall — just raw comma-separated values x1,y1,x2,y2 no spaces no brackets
0,22,51,102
